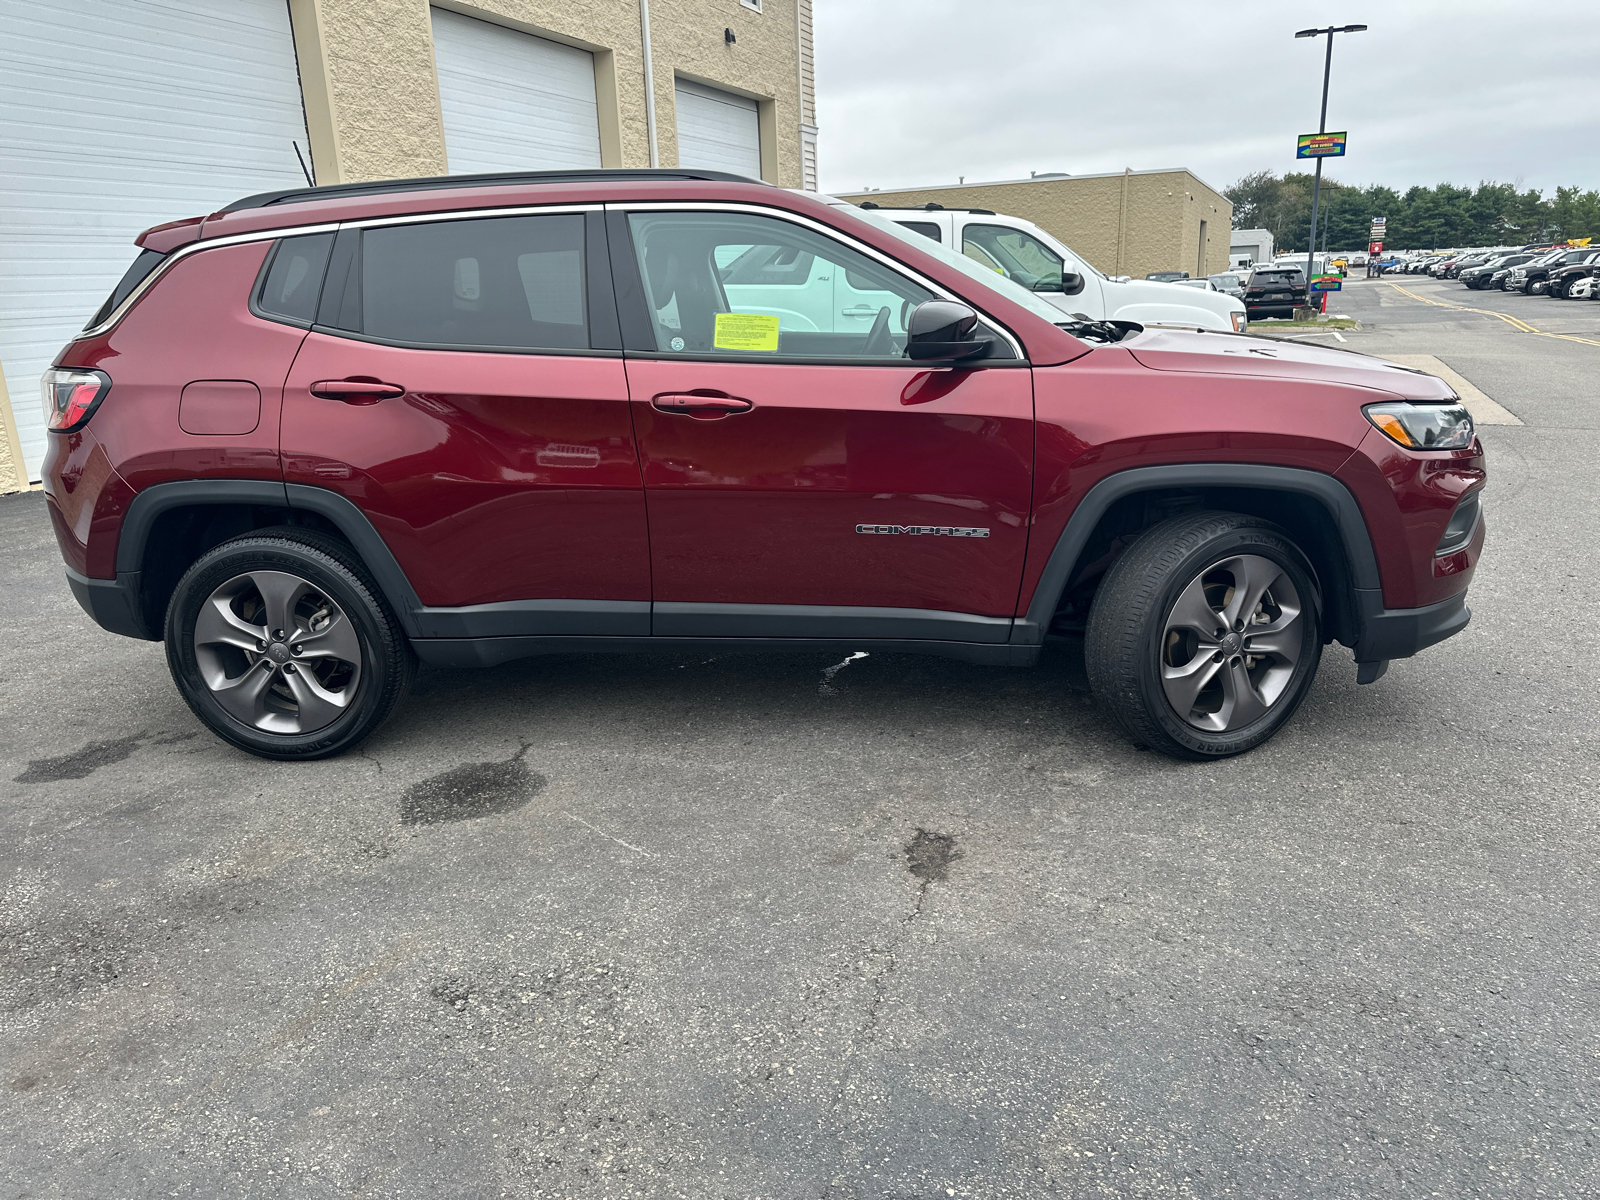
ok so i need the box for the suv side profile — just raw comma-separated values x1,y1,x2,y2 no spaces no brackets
42,170,1485,762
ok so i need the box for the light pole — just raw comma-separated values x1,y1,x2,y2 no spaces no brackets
1295,23,1366,316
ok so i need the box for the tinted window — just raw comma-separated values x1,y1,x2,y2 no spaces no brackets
962,224,1063,290
257,233,335,325
626,210,947,359
360,214,587,350
895,221,942,243
88,248,166,329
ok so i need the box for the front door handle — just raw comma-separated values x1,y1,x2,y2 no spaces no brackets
840,306,880,318
309,379,406,403
651,392,754,419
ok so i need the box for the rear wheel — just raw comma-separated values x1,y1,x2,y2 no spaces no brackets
164,530,414,760
1085,512,1322,760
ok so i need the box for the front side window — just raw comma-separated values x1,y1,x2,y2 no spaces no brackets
961,224,1064,292
626,211,938,359
358,213,587,351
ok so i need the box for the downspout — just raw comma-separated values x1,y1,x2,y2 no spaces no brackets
639,0,659,167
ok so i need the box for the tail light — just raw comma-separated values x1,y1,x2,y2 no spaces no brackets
41,368,111,432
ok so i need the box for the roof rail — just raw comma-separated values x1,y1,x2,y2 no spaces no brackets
220,168,766,212
854,202,996,216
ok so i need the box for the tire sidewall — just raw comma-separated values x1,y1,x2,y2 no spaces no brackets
165,539,395,759
1132,527,1323,758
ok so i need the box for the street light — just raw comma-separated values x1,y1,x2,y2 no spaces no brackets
1295,24,1367,316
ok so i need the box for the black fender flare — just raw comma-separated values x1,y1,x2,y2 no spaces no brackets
115,479,426,638
1010,463,1383,647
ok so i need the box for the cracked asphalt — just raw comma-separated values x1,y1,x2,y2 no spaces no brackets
3,276,1599,1197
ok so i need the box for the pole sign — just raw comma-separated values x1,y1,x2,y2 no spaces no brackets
1369,241,1384,254
1297,132,1348,159
1310,274,1343,292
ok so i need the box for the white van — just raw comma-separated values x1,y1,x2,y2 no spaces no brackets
845,203,1249,332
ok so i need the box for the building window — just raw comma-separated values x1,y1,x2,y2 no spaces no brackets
739,0,762,11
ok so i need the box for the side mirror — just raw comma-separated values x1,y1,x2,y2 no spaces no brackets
905,300,991,363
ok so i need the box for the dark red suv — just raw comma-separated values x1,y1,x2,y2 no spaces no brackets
41,170,1485,761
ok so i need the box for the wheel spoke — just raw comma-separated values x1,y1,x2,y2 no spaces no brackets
248,571,312,638
1167,575,1224,637
282,668,350,730
209,660,277,728
1219,556,1283,632
194,593,264,652
1246,624,1303,661
1219,657,1270,727
1162,654,1222,715
292,610,361,665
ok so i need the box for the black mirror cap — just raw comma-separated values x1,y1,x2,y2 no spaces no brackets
907,299,979,343
907,338,992,362
1060,271,1085,296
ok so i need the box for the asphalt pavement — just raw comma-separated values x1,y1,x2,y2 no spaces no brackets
2,276,1598,1198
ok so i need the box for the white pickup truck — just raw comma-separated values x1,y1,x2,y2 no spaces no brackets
848,203,1249,333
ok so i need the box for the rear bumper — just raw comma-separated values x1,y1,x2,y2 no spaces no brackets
65,567,155,641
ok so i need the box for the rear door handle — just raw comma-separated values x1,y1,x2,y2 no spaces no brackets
309,379,405,402
651,392,754,417
840,306,880,318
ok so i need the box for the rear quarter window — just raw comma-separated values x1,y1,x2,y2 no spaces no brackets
254,233,336,326
86,248,166,329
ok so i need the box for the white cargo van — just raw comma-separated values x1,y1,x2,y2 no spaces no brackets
845,203,1249,332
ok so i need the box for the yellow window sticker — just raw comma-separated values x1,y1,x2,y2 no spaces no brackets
713,312,781,352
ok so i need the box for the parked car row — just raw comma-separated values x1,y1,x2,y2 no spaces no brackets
1374,243,1600,295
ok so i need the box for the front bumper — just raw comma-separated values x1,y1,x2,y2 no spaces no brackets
1351,590,1470,683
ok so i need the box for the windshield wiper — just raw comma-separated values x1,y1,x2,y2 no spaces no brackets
1057,318,1144,343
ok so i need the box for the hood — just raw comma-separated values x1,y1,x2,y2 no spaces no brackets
1123,327,1457,400
1107,277,1241,316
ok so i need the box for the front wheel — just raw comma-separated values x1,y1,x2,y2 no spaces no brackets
164,530,414,760
1085,512,1323,760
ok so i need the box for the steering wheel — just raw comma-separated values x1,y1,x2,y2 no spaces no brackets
863,305,893,356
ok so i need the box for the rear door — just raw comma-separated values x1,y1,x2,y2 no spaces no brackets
611,205,1034,642
280,208,649,630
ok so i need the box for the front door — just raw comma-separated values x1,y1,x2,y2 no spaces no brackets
613,207,1034,641
280,210,649,628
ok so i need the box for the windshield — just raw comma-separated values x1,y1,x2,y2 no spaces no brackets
837,205,1074,324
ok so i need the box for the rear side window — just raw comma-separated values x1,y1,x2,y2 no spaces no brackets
256,233,335,325
359,214,588,351
895,221,942,243
86,248,166,329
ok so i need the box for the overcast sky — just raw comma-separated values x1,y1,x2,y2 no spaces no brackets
814,0,1600,201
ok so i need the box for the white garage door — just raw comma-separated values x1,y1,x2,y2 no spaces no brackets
0,0,311,480
431,8,602,175
674,79,761,179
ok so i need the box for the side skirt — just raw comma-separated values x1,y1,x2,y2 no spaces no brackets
411,636,1042,670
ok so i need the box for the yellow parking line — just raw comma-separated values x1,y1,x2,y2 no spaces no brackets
1384,282,1600,347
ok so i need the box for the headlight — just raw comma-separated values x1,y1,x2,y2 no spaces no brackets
1230,310,1248,332
1363,401,1474,450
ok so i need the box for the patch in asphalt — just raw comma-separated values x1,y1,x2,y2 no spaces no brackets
399,744,545,826
904,828,962,882
13,733,145,784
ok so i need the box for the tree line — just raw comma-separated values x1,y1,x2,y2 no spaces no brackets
1225,171,1600,252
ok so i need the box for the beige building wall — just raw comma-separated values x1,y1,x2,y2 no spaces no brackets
0,363,26,495
288,0,812,187
837,170,1234,280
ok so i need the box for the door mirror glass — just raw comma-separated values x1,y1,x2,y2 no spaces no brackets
906,300,990,362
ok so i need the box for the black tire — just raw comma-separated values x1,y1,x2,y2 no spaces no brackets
164,528,414,760
1084,512,1323,760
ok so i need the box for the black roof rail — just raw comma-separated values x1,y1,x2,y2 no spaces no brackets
854,202,997,216
220,168,767,212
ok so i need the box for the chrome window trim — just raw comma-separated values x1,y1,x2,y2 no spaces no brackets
76,221,341,340
74,203,601,341
607,200,1029,361
346,202,597,230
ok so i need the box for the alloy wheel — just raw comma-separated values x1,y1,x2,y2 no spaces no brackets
1158,554,1304,732
192,570,363,734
